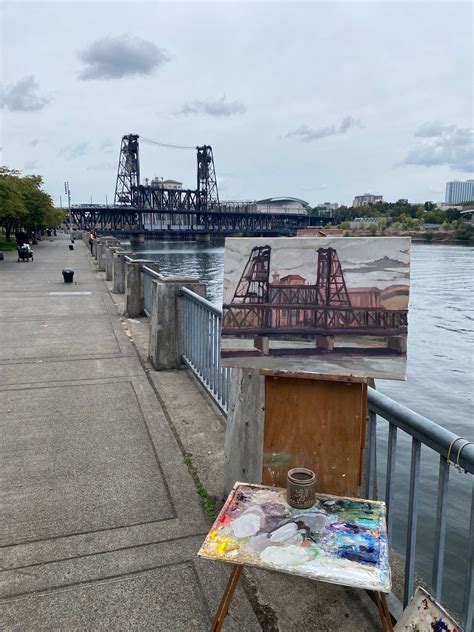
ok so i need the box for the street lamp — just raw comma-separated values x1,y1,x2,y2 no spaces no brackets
64,181,72,241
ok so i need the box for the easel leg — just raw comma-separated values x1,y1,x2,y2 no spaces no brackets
210,564,243,632
374,592,393,632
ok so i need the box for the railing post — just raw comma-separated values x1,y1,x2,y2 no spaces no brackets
112,251,134,293
106,245,123,281
148,276,206,370
97,237,120,271
124,259,159,317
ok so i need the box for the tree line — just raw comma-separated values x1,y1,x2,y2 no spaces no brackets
0,167,64,242
310,199,467,225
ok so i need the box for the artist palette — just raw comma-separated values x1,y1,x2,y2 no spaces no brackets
199,482,391,593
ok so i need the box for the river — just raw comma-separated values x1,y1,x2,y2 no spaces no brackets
130,239,473,617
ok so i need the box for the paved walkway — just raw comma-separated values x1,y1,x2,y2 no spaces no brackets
0,235,260,630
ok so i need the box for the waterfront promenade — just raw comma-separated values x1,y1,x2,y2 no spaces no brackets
0,235,380,630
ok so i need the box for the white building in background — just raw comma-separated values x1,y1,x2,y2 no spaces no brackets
256,197,309,214
352,193,383,207
445,180,474,204
151,178,183,190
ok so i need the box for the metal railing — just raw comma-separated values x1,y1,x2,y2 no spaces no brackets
180,287,232,413
142,265,161,317
179,287,473,630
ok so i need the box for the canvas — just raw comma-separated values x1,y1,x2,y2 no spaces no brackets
198,483,391,593
221,237,410,380
394,587,460,631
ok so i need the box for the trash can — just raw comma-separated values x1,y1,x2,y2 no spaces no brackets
62,268,74,283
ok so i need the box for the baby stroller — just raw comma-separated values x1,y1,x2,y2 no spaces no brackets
17,244,33,262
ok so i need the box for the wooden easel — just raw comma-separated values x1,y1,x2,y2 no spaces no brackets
210,372,394,632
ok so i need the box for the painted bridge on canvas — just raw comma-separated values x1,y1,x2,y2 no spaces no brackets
222,246,408,338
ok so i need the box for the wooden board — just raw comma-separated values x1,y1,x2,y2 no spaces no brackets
263,376,367,497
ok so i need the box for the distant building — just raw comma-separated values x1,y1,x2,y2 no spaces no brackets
435,202,463,211
353,194,383,207
151,178,183,190
445,180,474,204
256,197,309,215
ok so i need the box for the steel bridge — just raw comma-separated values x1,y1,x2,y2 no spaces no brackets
70,133,328,235
70,205,317,235
222,246,408,337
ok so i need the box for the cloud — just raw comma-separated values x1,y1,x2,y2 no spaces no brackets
78,35,170,80
287,116,363,143
179,95,246,117
1,76,49,111
404,123,473,172
86,161,116,171
99,139,115,153
60,142,89,160
23,160,38,170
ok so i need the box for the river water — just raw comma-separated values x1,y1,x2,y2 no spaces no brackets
131,239,473,616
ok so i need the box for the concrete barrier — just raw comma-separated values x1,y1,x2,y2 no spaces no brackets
124,259,159,317
106,246,123,281
148,277,206,371
97,237,120,271
223,369,265,497
112,251,134,293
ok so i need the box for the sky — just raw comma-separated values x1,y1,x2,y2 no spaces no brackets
1,1,473,206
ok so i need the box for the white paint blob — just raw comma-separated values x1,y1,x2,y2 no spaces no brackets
269,522,298,542
260,545,310,567
231,512,261,537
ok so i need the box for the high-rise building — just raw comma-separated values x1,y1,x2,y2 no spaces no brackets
445,180,474,204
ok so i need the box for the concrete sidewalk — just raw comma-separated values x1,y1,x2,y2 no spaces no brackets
0,235,260,630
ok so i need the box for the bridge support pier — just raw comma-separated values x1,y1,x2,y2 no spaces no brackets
315,335,335,351
387,335,407,353
254,335,269,355
196,233,211,242
130,233,145,245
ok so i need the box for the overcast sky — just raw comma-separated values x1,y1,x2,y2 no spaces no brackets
1,1,472,206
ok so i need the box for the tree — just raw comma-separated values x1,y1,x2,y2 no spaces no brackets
424,201,435,212
0,167,28,241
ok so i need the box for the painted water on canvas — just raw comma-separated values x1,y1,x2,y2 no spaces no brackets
198,483,391,593
221,237,410,379
394,587,460,631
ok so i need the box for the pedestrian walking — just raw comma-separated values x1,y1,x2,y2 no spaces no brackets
88,230,96,254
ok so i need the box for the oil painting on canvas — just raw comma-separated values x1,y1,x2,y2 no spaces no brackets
198,483,391,593
221,237,410,380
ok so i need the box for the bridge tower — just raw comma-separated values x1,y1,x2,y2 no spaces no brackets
197,145,219,211
114,134,140,206
231,246,271,304
315,247,351,306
